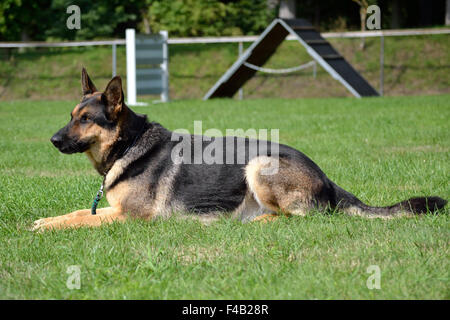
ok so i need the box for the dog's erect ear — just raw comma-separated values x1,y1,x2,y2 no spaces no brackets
81,67,97,95
103,76,124,115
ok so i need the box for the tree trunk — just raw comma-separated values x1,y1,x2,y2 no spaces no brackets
446,0,450,25
360,7,367,50
19,30,30,53
142,10,151,34
314,2,320,29
279,0,296,19
391,0,400,28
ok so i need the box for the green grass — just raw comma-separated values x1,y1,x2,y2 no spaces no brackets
0,95,449,299
1,34,449,100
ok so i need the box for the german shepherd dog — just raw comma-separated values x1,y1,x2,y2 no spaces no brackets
32,69,447,231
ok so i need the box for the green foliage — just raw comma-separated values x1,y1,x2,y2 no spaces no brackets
0,0,277,41
44,0,146,40
0,0,146,41
0,0,21,39
146,0,277,36
0,0,53,41
0,1,446,41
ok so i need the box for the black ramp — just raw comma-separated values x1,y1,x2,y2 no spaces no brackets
205,21,289,98
204,18,379,99
281,19,379,97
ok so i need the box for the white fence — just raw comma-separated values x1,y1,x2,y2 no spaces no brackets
1,28,449,97
1,28,449,48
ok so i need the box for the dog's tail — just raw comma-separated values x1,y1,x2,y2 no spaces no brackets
330,181,447,217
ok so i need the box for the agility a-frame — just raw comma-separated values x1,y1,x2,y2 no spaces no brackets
204,18,379,99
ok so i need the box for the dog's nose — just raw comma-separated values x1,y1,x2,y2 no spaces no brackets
50,134,63,148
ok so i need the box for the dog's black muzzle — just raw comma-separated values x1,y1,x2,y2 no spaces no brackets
50,132,64,149
51,127,90,154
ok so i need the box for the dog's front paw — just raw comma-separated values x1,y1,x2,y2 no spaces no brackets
30,217,59,232
29,218,45,231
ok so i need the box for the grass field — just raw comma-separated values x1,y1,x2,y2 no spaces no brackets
0,95,449,299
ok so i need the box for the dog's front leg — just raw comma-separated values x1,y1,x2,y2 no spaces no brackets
32,208,92,228
32,207,126,231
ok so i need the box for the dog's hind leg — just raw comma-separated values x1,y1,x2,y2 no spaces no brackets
252,213,280,223
245,156,328,218
32,207,126,231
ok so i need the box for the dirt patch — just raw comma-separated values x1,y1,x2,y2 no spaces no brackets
175,245,225,265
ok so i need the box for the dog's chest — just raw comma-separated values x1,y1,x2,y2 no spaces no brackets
104,156,181,218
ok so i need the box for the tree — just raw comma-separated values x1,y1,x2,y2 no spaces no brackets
279,0,296,19
446,0,450,25
0,0,53,41
0,0,147,41
352,0,378,50
44,0,147,40
145,0,276,37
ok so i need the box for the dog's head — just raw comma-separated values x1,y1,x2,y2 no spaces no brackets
51,68,125,155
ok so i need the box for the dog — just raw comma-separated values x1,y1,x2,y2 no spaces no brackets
32,69,447,231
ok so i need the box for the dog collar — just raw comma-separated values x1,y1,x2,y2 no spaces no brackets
91,123,147,215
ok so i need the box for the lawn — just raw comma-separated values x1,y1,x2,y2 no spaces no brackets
0,95,448,299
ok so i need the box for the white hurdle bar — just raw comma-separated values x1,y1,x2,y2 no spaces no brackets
126,29,138,106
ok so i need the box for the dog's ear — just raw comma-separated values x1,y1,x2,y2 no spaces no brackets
81,67,97,95
103,76,124,116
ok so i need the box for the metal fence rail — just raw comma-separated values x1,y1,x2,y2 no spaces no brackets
0,28,449,48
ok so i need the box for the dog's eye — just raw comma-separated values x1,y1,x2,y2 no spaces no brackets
80,115,90,123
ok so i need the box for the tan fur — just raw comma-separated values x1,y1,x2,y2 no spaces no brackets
104,157,127,188
344,206,412,219
103,147,184,220
245,156,279,211
153,163,181,218
73,93,122,174
84,125,120,173
105,181,128,212
32,207,125,231
245,156,324,216
252,213,279,223
232,191,269,221
106,180,156,219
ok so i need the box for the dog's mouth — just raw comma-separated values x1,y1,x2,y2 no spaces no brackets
51,137,91,154
59,144,89,154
